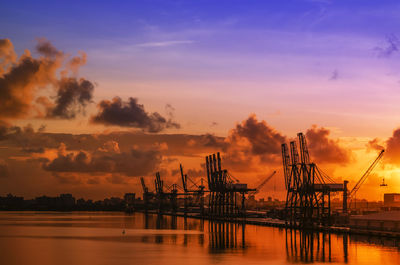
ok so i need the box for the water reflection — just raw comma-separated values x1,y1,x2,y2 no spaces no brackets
2,212,400,265
208,221,245,252
350,234,400,250
285,229,348,263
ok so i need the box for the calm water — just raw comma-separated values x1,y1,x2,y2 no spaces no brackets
0,212,399,265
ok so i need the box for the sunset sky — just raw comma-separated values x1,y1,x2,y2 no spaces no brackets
1,0,400,201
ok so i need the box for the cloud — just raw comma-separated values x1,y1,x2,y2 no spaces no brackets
210,121,218,127
49,77,94,119
367,138,385,152
329,69,338,80
374,34,400,57
226,114,286,156
36,38,63,58
65,51,87,75
0,53,54,119
0,39,17,75
223,114,286,171
106,174,126,184
0,38,93,120
91,97,180,132
42,143,162,177
384,128,400,165
136,40,194,48
54,173,82,185
306,125,352,165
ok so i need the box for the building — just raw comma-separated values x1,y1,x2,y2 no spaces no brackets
350,211,400,232
384,193,400,207
124,193,136,205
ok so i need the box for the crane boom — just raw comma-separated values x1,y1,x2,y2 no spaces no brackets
249,171,277,196
140,177,148,193
180,164,187,192
349,150,384,198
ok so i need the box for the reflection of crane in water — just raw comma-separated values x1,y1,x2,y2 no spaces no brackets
208,221,246,252
285,229,348,263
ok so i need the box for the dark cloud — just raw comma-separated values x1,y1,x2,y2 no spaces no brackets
384,128,400,165
49,78,94,119
202,133,226,148
222,115,286,171
226,114,286,156
0,38,93,120
306,125,352,165
42,143,162,177
91,97,180,132
330,69,338,80
375,34,400,57
36,38,63,58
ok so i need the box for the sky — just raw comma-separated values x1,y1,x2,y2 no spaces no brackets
1,0,400,200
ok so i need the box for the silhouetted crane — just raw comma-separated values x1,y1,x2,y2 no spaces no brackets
348,150,384,208
140,177,155,212
180,163,205,215
249,171,277,196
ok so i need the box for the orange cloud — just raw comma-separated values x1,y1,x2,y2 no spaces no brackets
306,125,352,165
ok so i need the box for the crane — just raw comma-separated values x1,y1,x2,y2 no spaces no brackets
180,164,202,192
249,171,277,196
154,172,164,195
140,177,148,193
349,150,384,206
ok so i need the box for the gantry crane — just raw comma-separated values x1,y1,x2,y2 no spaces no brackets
248,171,277,196
140,177,155,212
348,150,384,209
154,171,179,213
180,164,205,214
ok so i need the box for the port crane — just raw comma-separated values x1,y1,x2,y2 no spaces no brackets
180,164,205,214
249,171,277,196
140,177,155,211
348,150,384,208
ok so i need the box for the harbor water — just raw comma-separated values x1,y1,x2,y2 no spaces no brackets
0,212,399,265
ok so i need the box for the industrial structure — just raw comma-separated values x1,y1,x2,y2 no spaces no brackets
248,170,276,198
154,172,178,213
206,152,255,219
282,133,347,228
134,132,389,235
180,164,205,215
347,150,384,210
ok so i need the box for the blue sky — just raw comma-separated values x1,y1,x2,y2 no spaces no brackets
2,1,400,137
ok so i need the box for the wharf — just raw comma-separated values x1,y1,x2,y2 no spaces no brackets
137,210,400,238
